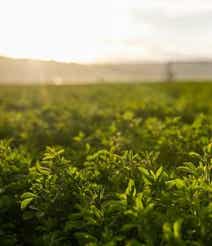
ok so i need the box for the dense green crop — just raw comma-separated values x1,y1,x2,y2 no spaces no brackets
0,82,212,245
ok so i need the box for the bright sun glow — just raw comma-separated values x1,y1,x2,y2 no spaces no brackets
0,0,212,63
0,0,135,63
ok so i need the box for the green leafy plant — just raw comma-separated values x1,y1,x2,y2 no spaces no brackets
0,83,212,245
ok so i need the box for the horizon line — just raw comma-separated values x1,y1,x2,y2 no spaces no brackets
1,54,212,65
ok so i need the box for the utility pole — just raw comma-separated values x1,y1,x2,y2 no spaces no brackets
165,62,174,82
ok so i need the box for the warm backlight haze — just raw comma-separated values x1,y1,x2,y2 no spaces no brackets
0,0,212,63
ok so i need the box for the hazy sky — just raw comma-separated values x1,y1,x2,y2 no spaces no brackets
0,0,211,63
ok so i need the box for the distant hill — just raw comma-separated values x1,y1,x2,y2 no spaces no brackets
0,56,212,83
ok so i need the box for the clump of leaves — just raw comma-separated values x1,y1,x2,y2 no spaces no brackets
0,83,212,245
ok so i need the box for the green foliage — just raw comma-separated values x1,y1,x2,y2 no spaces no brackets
0,83,212,245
